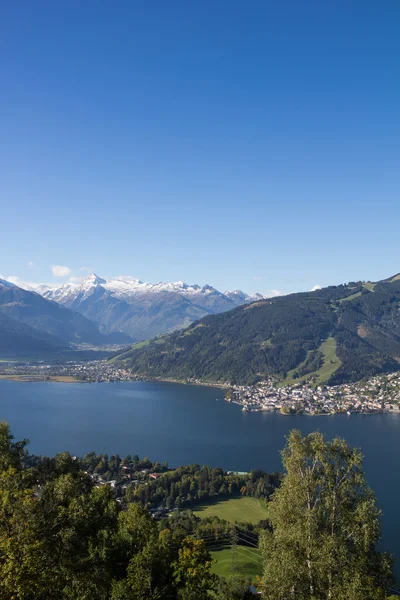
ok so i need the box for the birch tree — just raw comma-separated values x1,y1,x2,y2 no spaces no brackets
260,430,394,600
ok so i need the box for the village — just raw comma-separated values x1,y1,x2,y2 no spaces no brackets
2,359,400,416
84,467,171,518
226,372,400,415
0,359,136,383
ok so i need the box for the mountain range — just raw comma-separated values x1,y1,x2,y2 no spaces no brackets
0,278,130,357
26,275,265,341
113,274,400,386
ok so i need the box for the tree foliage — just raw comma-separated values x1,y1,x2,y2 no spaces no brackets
260,430,394,600
0,422,216,600
0,421,396,599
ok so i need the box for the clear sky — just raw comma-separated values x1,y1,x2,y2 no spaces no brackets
1,1,400,295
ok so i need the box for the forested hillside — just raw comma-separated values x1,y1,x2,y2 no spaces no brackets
114,275,400,385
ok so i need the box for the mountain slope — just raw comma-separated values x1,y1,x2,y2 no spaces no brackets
35,275,263,341
0,279,129,354
113,276,400,386
0,312,66,355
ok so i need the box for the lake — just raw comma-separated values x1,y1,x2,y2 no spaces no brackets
1,379,400,570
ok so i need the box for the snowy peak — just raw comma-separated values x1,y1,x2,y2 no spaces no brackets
224,289,250,301
17,274,266,307
82,273,107,287
22,274,268,341
224,289,265,304
38,275,265,305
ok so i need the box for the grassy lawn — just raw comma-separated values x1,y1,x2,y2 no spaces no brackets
193,496,267,525
210,546,263,579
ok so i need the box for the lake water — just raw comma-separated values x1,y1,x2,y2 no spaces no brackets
1,379,400,571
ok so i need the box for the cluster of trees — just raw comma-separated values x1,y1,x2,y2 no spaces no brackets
81,451,166,481
0,420,398,599
55,450,281,512
116,277,400,386
130,466,281,509
0,422,222,599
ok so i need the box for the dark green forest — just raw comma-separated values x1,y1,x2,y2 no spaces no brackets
0,422,397,599
113,275,400,385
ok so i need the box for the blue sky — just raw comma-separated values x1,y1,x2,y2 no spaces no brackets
1,1,399,295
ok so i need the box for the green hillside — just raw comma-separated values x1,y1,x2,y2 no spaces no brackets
113,275,400,386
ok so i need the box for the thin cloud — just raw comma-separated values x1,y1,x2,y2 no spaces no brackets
6,276,26,287
252,276,262,281
27,261,35,268
51,265,71,277
5,276,53,291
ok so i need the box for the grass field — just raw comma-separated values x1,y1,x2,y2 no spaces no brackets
313,337,342,384
210,546,263,579
193,496,268,525
280,336,342,387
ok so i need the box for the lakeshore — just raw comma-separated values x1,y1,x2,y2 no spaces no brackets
2,359,400,417
0,374,80,383
0,378,400,573
224,375,400,416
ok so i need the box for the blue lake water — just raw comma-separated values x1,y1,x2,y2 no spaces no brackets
1,379,400,571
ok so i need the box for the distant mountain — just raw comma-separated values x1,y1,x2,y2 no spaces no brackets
112,274,400,386
0,278,129,356
0,310,64,355
33,274,264,341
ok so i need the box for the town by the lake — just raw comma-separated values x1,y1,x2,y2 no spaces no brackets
1,359,400,416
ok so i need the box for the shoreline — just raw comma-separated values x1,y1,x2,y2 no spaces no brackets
148,376,230,389
0,374,226,388
0,375,81,383
0,375,398,418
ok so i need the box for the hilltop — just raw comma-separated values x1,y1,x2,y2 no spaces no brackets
113,273,400,386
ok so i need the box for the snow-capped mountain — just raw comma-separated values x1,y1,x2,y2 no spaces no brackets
224,289,264,303
32,274,264,341
0,277,130,355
